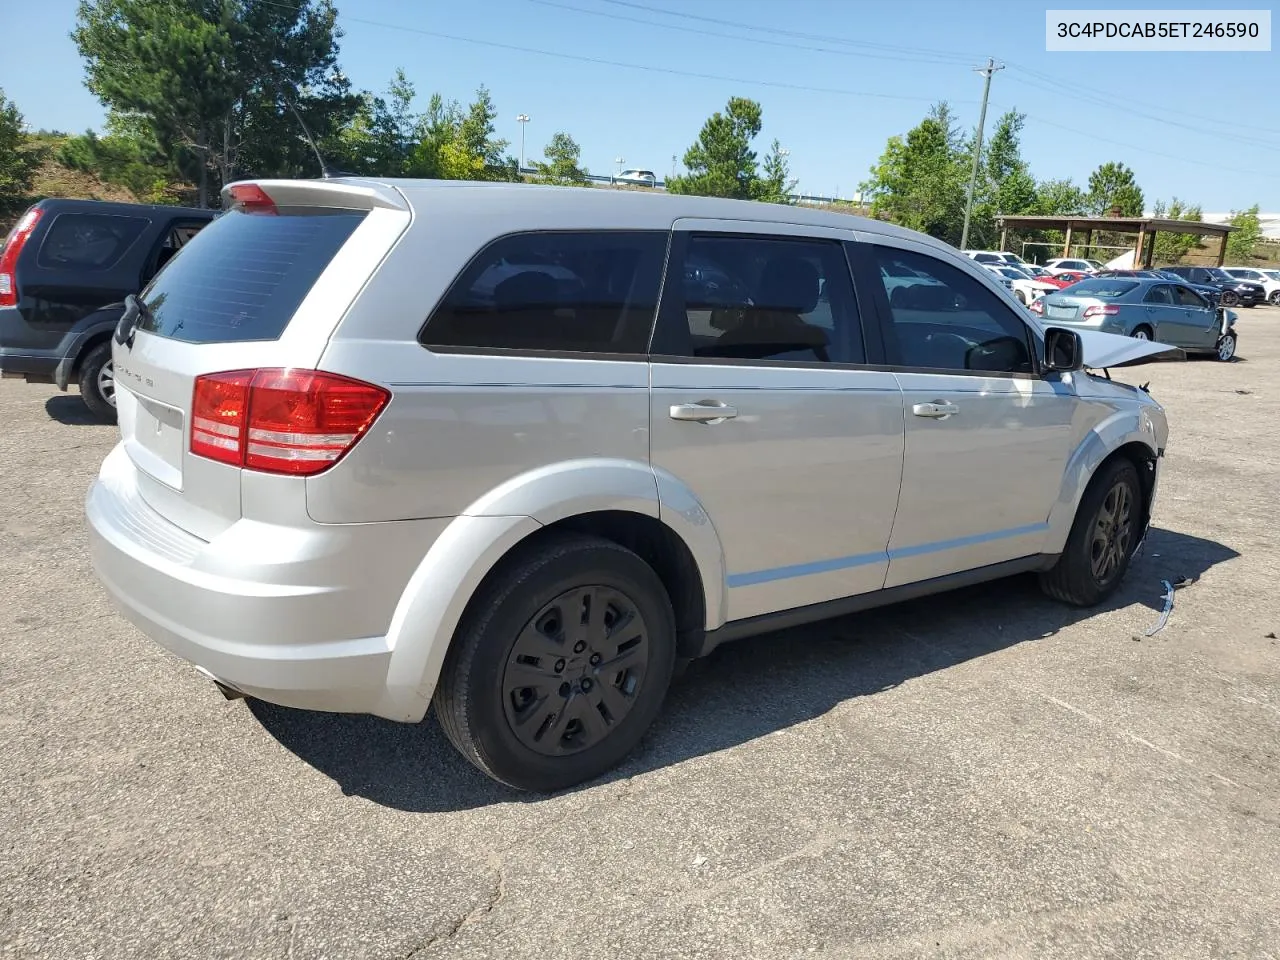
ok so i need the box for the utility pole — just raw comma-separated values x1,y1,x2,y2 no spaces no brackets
515,115,530,171
960,58,1004,251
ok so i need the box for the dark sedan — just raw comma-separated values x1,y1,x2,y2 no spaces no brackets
1159,265,1265,308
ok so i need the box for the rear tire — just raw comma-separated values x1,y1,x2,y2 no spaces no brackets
1131,325,1153,341
78,343,117,424
1269,290,1280,307
1039,458,1142,607
434,534,676,792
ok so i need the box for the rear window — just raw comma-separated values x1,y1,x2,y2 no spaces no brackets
36,213,149,271
136,208,365,343
421,231,668,354
1064,279,1138,298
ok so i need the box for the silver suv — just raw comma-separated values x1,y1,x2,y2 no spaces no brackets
87,179,1171,791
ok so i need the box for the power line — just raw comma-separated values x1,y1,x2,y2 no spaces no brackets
1003,68,1280,152
596,0,976,63
1018,112,1280,181
528,0,972,66
266,1,983,106
1004,60,1280,141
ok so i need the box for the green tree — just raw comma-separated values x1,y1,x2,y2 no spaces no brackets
0,88,42,209
73,0,358,206
667,97,762,199
533,132,590,186
337,69,419,176
1226,204,1262,262
403,85,514,181
860,102,967,244
1085,161,1144,217
1034,178,1086,215
968,110,1036,248
1150,197,1203,265
751,139,797,204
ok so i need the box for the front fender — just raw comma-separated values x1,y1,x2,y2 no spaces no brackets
1045,408,1160,554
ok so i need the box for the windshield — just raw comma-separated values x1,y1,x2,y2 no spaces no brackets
1205,268,1233,281
1063,278,1138,298
1265,270,1280,281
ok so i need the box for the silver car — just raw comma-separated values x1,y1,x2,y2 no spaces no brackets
87,179,1171,791
1031,276,1239,361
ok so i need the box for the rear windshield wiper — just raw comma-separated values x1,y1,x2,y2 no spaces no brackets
115,294,155,348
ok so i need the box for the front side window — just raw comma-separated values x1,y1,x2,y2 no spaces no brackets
422,231,667,354
37,213,149,271
1175,285,1208,309
868,246,1033,374
667,234,865,364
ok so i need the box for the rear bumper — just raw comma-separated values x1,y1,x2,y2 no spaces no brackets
0,346,60,380
86,444,447,719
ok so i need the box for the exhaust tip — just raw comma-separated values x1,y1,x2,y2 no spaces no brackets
194,665,246,701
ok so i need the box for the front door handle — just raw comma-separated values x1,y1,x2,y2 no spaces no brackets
670,401,738,423
912,401,960,420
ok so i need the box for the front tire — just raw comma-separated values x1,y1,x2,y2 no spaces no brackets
1216,332,1237,361
1220,290,1239,307
1268,290,1280,307
1040,458,1143,607
78,342,117,424
434,534,676,792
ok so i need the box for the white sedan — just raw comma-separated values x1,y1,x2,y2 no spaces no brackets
984,264,1058,305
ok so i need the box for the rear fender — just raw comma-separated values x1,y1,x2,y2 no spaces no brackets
376,458,727,722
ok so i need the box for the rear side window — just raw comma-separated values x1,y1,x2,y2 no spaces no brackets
421,231,668,354
36,213,149,271
137,208,366,344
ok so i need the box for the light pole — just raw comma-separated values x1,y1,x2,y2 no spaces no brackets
516,114,530,171
615,156,625,179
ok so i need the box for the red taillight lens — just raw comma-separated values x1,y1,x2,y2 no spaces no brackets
191,369,389,476
1082,304,1121,318
228,183,277,215
0,207,43,308
1029,298,1044,314
191,371,253,465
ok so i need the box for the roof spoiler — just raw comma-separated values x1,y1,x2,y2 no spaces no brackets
219,178,409,213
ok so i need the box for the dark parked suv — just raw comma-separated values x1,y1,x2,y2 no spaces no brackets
1159,265,1265,308
0,199,217,421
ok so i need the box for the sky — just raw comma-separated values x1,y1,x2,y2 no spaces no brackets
0,0,1276,211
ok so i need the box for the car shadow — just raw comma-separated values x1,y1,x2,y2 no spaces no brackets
248,526,1239,813
44,395,109,425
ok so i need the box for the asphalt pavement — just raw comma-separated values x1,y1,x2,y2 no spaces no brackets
2,313,1278,959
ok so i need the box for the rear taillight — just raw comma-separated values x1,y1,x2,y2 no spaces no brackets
1082,305,1121,318
0,208,43,308
190,369,389,476
1029,298,1044,314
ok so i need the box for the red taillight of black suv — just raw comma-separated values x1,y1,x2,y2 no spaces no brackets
0,208,43,308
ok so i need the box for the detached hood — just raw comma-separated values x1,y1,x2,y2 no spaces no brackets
1047,325,1185,368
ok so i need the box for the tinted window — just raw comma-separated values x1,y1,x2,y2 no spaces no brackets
1067,279,1138,298
869,246,1032,374
668,235,864,364
36,213,149,271
1175,285,1208,308
137,207,365,344
423,232,667,354
1143,284,1174,305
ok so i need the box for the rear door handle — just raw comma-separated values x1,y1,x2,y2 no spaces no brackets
912,401,959,420
669,401,738,423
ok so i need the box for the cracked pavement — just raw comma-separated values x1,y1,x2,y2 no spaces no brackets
3,313,1280,959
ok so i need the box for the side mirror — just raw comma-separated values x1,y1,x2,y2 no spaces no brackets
1043,326,1084,372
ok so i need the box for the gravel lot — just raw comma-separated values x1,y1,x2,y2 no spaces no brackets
3,312,1279,960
